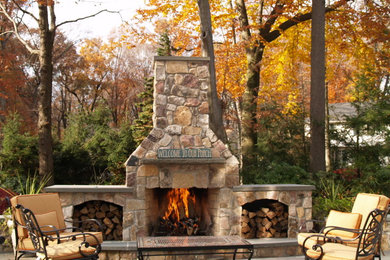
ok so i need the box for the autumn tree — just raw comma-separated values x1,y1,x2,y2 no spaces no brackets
0,1,31,124
127,0,354,160
0,0,117,182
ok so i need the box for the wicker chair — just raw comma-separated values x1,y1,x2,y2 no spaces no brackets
16,204,101,260
302,208,387,260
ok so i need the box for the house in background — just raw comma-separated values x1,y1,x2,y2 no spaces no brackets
328,102,389,168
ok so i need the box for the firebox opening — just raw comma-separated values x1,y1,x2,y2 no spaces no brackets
73,200,123,241
241,199,288,239
151,188,212,236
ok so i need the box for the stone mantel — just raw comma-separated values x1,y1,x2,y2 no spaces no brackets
140,158,226,165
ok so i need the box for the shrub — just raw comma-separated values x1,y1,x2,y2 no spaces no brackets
0,113,38,192
242,160,311,185
54,107,136,185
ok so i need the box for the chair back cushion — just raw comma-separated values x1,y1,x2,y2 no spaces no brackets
10,193,66,238
352,193,390,229
325,210,362,238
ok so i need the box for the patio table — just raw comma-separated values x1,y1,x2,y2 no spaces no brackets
137,235,254,259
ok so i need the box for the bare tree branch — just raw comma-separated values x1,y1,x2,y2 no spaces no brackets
259,1,284,36
11,0,39,22
235,0,251,41
262,0,351,43
0,30,13,36
0,2,39,54
49,3,56,31
56,9,119,29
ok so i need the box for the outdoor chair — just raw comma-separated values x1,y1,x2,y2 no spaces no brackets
298,193,389,247
16,203,100,259
302,208,387,260
9,193,103,260
298,193,390,259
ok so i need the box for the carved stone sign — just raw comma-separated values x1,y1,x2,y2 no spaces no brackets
157,148,212,159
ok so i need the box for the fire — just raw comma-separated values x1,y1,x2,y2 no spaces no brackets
163,188,196,222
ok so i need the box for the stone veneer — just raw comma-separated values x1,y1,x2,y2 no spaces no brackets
233,184,315,237
44,185,135,241
43,56,315,258
124,56,241,239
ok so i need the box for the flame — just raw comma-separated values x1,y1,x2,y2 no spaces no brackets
163,188,196,222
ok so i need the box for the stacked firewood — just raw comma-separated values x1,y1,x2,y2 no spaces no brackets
241,202,288,239
73,201,123,241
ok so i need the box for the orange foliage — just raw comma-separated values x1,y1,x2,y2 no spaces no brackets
122,0,389,115
121,0,246,100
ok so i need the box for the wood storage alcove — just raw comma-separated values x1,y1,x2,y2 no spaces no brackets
73,200,123,241
241,199,288,239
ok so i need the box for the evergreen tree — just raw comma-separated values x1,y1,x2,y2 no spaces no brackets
131,77,154,145
0,113,38,191
157,31,172,56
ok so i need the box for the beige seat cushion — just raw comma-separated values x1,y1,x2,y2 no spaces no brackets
306,242,374,260
352,193,381,229
299,193,390,249
298,232,322,249
11,193,66,238
298,232,360,249
17,231,103,251
36,240,97,260
35,211,60,234
324,210,362,238
11,193,103,253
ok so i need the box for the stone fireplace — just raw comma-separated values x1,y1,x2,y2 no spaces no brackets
125,56,241,240
44,56,315,258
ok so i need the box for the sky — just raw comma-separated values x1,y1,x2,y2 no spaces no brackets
54,0,147,41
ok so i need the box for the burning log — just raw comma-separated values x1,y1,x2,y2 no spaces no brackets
241,201,288,239
156,188,204,236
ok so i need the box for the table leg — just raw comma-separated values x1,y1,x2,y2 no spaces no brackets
137,249,143,260
233,248,238,260
248,248,254,260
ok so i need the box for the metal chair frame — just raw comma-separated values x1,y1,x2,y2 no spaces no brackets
16,204,101,260
302,208,387,260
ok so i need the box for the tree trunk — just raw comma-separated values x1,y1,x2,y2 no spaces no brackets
241,48,263,156
235,0,265,156
37,3,55,184
309,0,326,173
197,0,227,142
325,83,331,172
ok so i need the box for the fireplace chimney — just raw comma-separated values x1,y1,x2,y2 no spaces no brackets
124,57,240,239
125,57,239,189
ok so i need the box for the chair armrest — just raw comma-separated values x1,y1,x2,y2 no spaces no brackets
65,218,103,232
44,231,102,257
299,219,326,233
321,225,363,240
302,233,353,259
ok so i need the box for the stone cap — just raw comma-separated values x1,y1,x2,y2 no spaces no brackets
44,185,134,193
154,56,210,62
233,184,315,192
